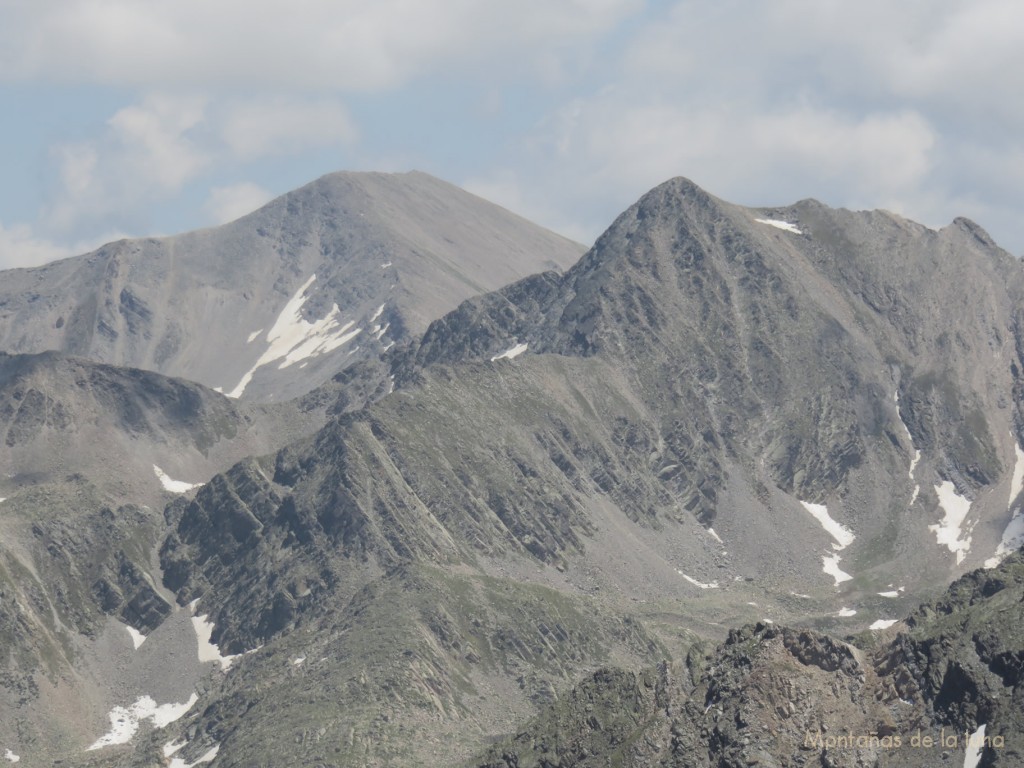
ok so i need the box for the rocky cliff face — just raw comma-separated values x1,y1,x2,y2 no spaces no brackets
0,350,352,758
5,175,1024,767
476,549,1024,767
128,179,1024,766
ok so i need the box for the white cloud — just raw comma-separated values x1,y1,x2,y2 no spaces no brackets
0,221,132,270
45,93,210,234
203,183,274,224
467,0,1024,250
0,221,72,269
219,97,357,159
0,0,642,90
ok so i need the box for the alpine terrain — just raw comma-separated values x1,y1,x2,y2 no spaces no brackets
0,171,1022,767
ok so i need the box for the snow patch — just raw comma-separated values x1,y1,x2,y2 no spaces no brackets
930,481,974,564
800,501,855,550
963,724,986,768
154,465,200,494
164,739,187,757
870,619,898,631
878,590,902,598
491,342,528,362
191,613,240,671
896,392,921,503
370,303,385,322
755,218,803,234
227,274,361,398
1010,441,1024,504
984,509,1024,569
246,329,263,343
380,261,392,268
170,744,220,768
822,554,853,585
676,570,719,589
836,607,857,617
707,528,724,544
87,693,198,750
126,625,146,649
292,656,306,666
3,750,19,763
790,592,812,599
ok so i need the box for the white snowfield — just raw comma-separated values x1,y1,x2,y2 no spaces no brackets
86,693,198,750
676,570,719,589
984,441,1024,569
164,739,187,757
799,500,855,586
707,528,724,544
870,619,898,630
836,607,857,617
126,625,146,649
878,587,904,598
963,724,986,768
800,501,855,549
189,601,259,671
1010,442,1024,503
169,743,220,768
153,465,201,494
754,218,803,235
370,303,385,323
191,613,240,671
228,274,362,398
822,554,853,585
985,510,1024,569
3,750,19,763
491,342,529,362
929,481,974,564
895,391,921,503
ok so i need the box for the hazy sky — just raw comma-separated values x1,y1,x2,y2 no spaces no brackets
1,0,1022,269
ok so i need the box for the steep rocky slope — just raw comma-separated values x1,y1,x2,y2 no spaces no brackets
7,176,1024,766
0,171,584,401
81,178,1023,767
0,350,353,760
475,548,1024,767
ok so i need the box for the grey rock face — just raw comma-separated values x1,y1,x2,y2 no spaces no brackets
477,549,1024,768
0,171,584,402
7,174,1024,767
141,179,1024,766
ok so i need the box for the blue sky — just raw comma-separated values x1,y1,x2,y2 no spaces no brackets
1,0,1022,269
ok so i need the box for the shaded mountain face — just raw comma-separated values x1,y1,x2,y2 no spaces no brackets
404,177,1024,584
0,171,584,402
0,350,351,759
475,549,1024,768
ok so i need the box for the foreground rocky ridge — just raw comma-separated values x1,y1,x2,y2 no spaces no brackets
475,549,1024,767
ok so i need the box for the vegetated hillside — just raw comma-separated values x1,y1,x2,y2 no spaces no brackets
119,178,1024,767
0,171,585,401
474,548,1024,767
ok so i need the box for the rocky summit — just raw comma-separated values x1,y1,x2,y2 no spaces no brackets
1,172,1023,767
